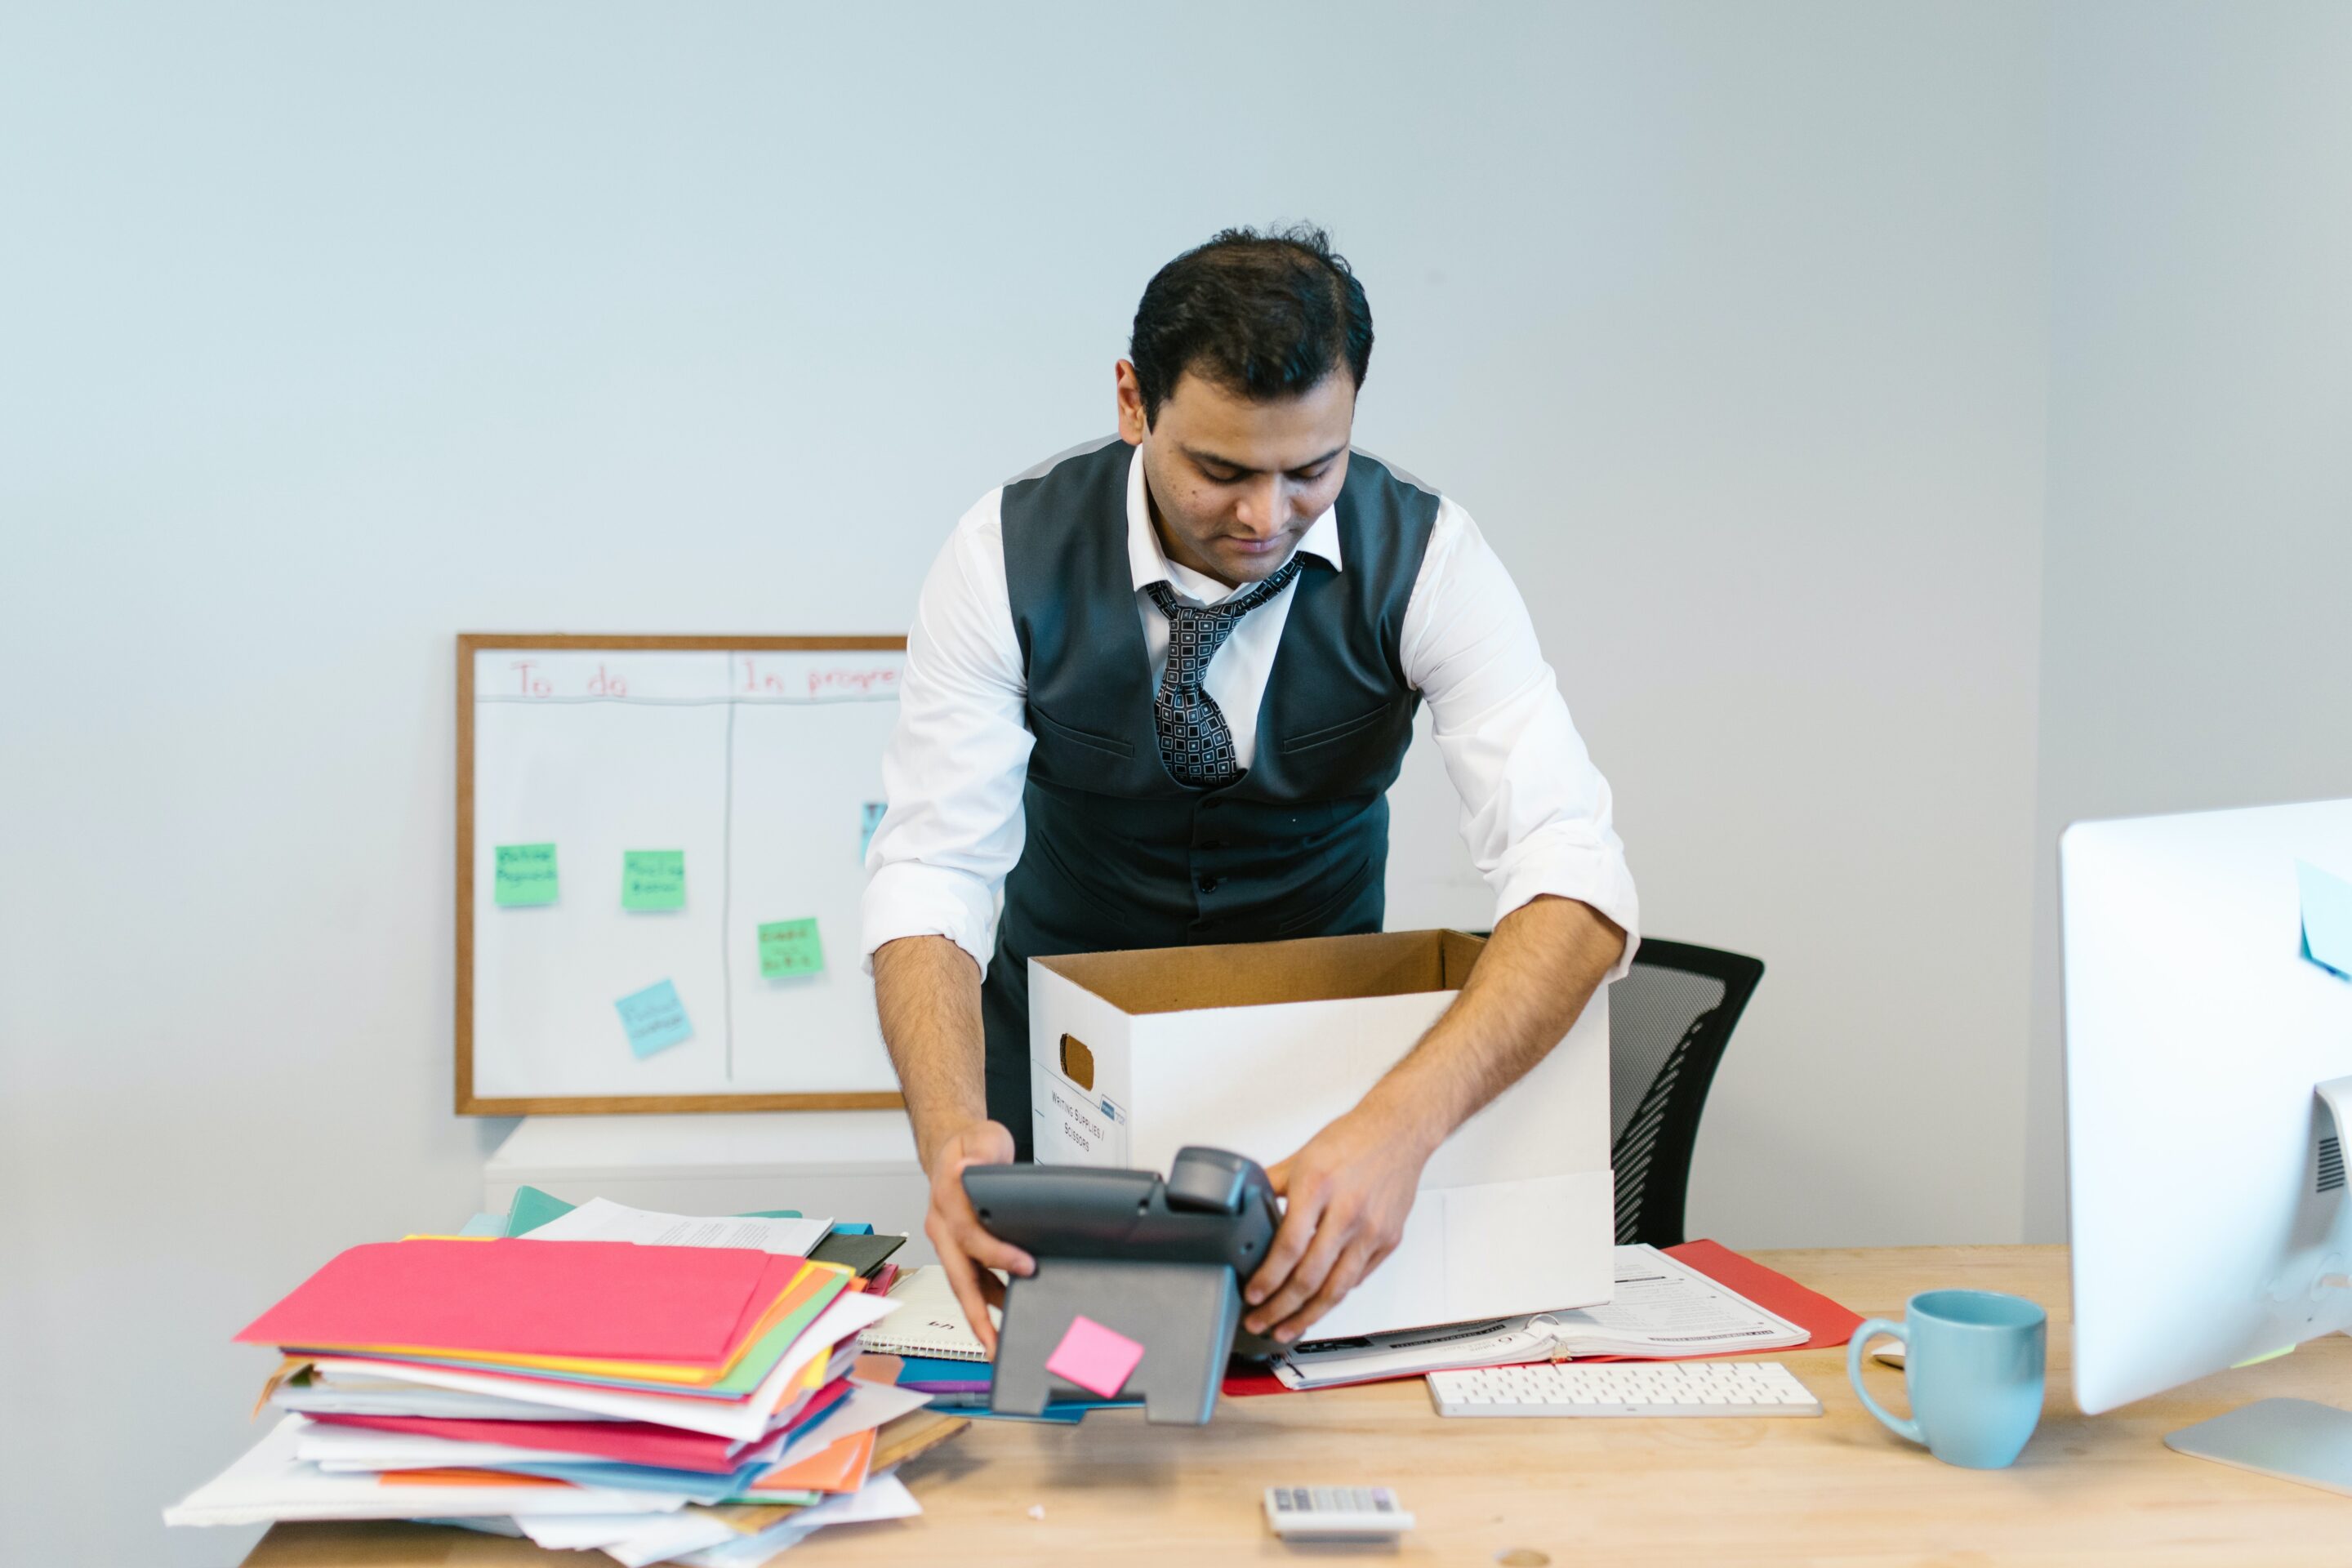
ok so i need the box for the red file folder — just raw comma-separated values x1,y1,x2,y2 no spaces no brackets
1222,1239,1865,1396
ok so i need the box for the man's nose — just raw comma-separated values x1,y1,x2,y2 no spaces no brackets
1235,475,1288,535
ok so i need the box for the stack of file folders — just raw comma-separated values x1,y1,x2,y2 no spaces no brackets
166,1215,969,1566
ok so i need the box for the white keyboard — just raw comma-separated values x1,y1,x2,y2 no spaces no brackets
1428,1360,1821,1418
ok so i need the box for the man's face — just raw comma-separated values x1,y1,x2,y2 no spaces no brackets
1116,361,1355,589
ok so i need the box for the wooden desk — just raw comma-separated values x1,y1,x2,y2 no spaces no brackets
243,1245,2352,1567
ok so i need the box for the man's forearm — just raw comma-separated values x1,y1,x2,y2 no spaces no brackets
871,934,989,1171
1357,895,1625,1151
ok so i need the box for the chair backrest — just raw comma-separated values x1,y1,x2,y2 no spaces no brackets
1606,938,1764,1247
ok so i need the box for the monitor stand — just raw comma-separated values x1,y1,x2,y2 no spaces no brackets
2167,1399,2352,1494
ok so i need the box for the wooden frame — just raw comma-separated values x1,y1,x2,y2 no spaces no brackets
455,633,910,1116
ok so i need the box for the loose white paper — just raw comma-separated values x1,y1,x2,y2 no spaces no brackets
296,1424,606,1472
760,1379,930,1472
788,1471,920,1527
160,1417,690,1526
274,1371,606,1422
672,1472,922,1566
510,1512,657,1548
590,1509,744,1566
531,1197,835,1258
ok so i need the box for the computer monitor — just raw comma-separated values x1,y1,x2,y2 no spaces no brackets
2063,798,2352,1486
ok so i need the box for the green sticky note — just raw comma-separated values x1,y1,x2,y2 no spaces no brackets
505,1185,577,1236
622,849,686,911
759,918,825,978
493,843,559,906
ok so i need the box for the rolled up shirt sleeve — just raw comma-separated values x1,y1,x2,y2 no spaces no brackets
1401,498,1640,978
859,491,1033,974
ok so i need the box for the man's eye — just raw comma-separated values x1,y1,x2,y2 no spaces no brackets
1290,466,1330,483
1201,467,1245,484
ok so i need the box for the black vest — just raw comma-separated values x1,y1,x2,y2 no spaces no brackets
979,436,1441,1156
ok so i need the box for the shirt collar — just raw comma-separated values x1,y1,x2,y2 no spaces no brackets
1124,443,1343,605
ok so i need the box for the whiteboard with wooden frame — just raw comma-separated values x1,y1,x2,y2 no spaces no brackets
456,634,910,1114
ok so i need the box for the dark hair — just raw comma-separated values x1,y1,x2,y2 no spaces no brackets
1129,223,1373,425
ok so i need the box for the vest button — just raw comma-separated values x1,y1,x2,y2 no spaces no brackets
1196,875,1220,894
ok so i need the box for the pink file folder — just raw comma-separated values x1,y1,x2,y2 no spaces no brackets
235,1239,774,1364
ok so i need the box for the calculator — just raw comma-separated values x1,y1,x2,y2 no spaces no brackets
1263,1485,1415,1541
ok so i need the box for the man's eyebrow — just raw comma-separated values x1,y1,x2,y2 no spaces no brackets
1181,443,1348,477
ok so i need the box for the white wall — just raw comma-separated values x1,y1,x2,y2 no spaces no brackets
2023,2,2352,1239
1,5,2051,1564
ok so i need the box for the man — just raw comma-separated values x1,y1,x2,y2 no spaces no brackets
862,225,1636,1352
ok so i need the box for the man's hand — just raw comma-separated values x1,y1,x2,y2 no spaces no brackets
1241,1102,1440,1343
1239,897,1625,1343
921,1119,1034,1356
871,937,1029,1354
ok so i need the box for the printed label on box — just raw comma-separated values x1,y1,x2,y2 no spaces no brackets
1036,1069,1128,1166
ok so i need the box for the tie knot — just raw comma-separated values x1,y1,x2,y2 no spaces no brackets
1146,555,1303,625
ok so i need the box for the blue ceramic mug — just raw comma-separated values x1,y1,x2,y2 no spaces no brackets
1847,1289,2046,1468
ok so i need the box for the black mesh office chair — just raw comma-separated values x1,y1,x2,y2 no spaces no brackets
1606,938,1763,1246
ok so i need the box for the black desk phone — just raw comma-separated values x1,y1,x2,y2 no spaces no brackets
963,1147,1284,1424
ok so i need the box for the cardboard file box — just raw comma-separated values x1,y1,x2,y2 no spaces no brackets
1028,929,1612,1339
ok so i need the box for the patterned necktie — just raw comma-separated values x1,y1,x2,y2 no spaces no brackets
1144,556,1304,788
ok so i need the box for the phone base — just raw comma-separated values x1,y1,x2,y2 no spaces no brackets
992,1258,1241,1426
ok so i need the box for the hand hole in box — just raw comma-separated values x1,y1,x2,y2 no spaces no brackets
1059,1033,1095,1091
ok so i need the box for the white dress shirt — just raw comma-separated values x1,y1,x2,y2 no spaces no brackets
861,442,1637,977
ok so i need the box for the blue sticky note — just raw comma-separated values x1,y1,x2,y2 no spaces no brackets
2300,861,2352,979
616,978,694,1058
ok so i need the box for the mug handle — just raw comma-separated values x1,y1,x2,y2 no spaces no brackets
1848,1318,1923,1446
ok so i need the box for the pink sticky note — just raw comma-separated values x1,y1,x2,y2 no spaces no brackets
1044,1314,1146,1399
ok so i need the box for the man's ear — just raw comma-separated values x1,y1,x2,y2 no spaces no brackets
1114,360,1150,444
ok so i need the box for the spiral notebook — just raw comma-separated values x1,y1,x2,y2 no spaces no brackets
856,1265,997,1362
